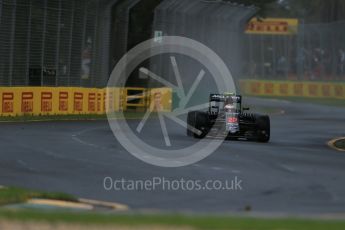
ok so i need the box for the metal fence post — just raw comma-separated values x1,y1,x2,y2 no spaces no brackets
25,0,32,86
80,0,88,87
98,5,111,87
248,35,253,78
55,0,62,86
67,0,76,86
0,1,3,84
40,0,48,86
260,34,265,78
8,0,17,86
91,0,100,87
271,35,276,77
284,36,288,79
0,0,3,25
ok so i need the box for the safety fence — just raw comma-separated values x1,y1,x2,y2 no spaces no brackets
240,80,345,99
244,20,345,82
0,0,117,88
0,87,172,117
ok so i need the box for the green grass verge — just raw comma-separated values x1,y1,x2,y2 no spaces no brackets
0,112,148,122
0,187,77,206
248,96,345,108
1,187,344,229
0,209,345,230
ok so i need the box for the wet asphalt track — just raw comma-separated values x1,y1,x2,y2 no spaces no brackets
0,97,345,215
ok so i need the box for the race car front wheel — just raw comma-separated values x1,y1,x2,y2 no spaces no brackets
187,111,209,139
187,111,196,137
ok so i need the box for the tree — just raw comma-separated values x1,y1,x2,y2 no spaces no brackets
223,0,276,17
271,0,345,23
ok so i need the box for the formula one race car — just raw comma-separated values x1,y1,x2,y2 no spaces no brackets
187,94,270,142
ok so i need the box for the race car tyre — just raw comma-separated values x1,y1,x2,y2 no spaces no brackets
256,115,270,143
187,111,209,139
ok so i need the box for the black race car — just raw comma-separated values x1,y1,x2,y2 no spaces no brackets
187,94,270,142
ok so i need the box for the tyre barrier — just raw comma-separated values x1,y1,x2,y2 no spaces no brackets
0,87,172,117
239,80,345,99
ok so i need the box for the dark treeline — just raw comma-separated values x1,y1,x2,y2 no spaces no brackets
231,0,345,23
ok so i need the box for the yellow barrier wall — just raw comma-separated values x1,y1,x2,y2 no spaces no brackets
149,88,173,112
0,87,172,117
239,80,345,100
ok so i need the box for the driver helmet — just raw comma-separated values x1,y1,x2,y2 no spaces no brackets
224,97,235,111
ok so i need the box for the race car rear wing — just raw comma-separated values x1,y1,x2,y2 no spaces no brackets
209,94,242,103
209,94,243,114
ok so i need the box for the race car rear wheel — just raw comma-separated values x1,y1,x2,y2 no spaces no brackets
256,115,270,143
